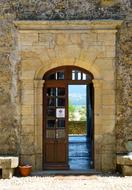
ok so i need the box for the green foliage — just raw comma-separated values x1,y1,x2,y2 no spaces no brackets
79,106,86,121
68,101,76,121
68,121,87,135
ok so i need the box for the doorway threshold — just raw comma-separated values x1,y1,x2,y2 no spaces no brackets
31,169,101,176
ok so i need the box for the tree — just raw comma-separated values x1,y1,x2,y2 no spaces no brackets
68,101,76,121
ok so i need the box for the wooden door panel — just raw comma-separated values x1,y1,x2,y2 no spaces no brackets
43,82,68,169
45,143,55,163
55,142,66,162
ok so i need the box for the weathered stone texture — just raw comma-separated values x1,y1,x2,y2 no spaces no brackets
0,0,131,172
116,14,132,153
0,15,20,155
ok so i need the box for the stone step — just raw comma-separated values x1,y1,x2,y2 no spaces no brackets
31,169,101,176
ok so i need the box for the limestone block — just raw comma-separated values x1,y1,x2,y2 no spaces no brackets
35,154,42,170
21,125,34,135
21,117,34,126
20,135,35,154
122,166,132,176
0,157,19,179
95,115,102,125
95,125,103,135
21,80,34,90
102,153,116,171
102,70,114,81
102,114,115,120
105,46,115,57
0,157,19,169
103,81,115,90
97,33,115,45
94,153,102,171
117,155,132,166
35,105,43,116
81,33,97,43
55,45,81,60
87,45,106,59
21,94,34,105
94,58,114,70
19,32,38,46
38,33,55,48
35,137,42,154
22,90,34,96
22,59,41,71
103,95,115,105
70,33,81,45
2,169,14,179
21,70,36,80
94,135,102,154
102,120,115,133
103,89,115,95
56,33,70,45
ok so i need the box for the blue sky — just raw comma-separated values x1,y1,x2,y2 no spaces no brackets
68,85,86,106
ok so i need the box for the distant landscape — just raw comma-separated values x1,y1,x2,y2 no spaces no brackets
69,85,86,121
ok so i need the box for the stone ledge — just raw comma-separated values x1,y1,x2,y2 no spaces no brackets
0,157,19,179
117,155,132,165
117,155,132,176
14,20,123,31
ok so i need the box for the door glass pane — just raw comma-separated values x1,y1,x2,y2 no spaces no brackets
82,73,86,80
86,74,92,80
47,120,56,128
75,70,78,80
47,73,56,80
47,88,56,96
78,72,81,80
47,108,56,117
46,130,55,138
57,88,65,96
56,98,65,107
56,119,65,128
56,129,65,138
48,98,56,106
72,70,75,80
57,71,64,80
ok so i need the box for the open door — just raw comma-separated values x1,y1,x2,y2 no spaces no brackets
43,66,94,170
43,81,69,169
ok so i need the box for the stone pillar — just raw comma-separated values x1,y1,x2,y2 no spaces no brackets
93,79,103,171
34,80,45,170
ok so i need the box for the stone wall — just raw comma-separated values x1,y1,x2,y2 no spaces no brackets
116,14,132,153
0,0,131,170
0,14,20,155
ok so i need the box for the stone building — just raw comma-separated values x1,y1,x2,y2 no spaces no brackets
0,0,131,172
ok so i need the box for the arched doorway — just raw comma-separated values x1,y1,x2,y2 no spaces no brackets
43,66,94,170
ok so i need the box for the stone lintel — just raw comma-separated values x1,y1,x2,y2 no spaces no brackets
14,20,123,31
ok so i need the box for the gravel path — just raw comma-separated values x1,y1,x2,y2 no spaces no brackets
0,175,132,190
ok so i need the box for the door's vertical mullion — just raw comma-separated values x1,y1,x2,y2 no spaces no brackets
65,81,69,166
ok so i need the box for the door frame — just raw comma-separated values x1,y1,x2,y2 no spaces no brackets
67,82,94,169
42,66,94,170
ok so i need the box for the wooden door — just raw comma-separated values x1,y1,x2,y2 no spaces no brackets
43,81,69,169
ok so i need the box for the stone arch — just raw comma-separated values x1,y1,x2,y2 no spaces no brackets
33,58,105,171
34,58,102,80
